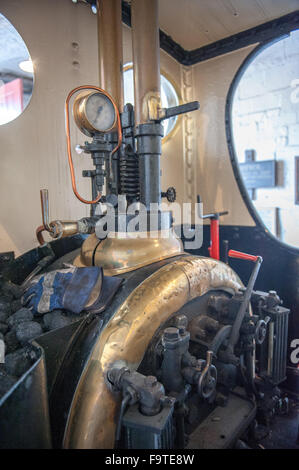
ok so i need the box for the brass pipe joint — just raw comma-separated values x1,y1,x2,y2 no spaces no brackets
36,189,79,245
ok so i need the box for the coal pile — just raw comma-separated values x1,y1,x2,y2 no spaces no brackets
0,280,84,400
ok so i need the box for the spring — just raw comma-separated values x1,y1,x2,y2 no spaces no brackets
119,146,140,202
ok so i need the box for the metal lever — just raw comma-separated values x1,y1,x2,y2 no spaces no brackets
197,195,228,220
224,251,263,362
228,249,259,262
198,350,217,399
200,210,228,220
37,189,80,245
159,101,200,121
40,189,52,232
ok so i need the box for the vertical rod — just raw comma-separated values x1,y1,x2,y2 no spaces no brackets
131,0,161,125
97,0,124,111
131,0,162,208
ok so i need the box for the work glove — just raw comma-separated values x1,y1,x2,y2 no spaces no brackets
22,265,121,315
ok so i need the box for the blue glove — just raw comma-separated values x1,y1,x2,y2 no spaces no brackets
22,266,103,315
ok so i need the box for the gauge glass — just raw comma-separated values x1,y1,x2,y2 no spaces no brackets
85,93,116,132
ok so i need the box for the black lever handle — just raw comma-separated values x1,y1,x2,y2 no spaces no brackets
159,101,200,121
197,194,228,220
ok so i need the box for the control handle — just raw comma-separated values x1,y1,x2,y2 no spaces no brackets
228,249,261,263
159,101,200,121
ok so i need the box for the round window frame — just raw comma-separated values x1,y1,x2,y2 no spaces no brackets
225,35,299,255
123,63,182,143
0,13,34,126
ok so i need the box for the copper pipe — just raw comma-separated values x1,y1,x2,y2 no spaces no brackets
36,225,46,245
97,0,124,112
65,85,122,205
131,0,161,125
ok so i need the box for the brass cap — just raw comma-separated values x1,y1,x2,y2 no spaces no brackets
74,229,184,275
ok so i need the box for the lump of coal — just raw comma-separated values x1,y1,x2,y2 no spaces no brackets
0,370,18,398
0,322,8,335
16,321,43,344
5,348,32,377
7,308,33,328
0,310,9,322
43,310,74,331
1,281,23,300
0,297,11,315
4,330,20,353
10,299,22,313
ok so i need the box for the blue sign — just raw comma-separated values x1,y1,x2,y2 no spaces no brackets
239,160,276,189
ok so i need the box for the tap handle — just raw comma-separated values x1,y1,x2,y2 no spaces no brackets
228,249,261,263
40,189,51,231
159,101,200,121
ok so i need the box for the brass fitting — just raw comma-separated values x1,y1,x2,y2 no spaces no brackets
36,189,79,245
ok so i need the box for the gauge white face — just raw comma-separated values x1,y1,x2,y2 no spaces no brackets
85,93,116,132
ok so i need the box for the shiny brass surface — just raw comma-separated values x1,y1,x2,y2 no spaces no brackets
97,0,123,111
73,229,184,275
50,220,79,239
73,233,99,268
131,0,161,124
73,91,117,137
63,255,241,448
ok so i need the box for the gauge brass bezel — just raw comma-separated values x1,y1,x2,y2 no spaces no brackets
73,91,117,137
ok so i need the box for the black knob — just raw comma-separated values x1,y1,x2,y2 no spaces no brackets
161,187,176,203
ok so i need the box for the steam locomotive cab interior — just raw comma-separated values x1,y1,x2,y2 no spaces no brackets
0,0,298,450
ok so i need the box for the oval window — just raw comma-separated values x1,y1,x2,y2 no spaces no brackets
123,63,180,139
0,13,34,125
229,30,299,248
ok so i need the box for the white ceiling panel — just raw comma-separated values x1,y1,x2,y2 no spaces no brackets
159,0,299,50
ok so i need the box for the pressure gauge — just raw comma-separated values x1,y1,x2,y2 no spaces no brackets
73,91,117,136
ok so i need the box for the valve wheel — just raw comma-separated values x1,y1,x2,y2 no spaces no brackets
255,319,267,345
198,363,217,399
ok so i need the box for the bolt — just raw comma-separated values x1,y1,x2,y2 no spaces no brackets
164,327,180,341
175,318,187,334
145,375,158,387
161,396,175,407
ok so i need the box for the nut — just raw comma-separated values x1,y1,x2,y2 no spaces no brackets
164,327,180,341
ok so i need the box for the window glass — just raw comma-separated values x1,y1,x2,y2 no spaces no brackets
231,30,299,248
123,64,179,138
0,13,34,125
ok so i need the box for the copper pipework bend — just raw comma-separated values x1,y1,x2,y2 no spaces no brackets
65,85,122,205
36,225,47,246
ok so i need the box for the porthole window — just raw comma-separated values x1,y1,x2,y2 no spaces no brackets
228,30,299,248
123,63,180,139
0,13,34,125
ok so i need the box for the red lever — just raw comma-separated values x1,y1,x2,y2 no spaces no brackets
228,249,259,262
209,218,220,260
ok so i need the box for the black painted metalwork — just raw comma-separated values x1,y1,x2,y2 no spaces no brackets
0,343,52,449
187,11,299,65
85,1,299,66
181,224,299,394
